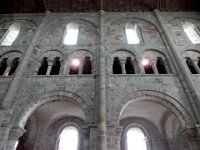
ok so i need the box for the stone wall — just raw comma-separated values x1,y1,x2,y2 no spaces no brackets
0,11,200,150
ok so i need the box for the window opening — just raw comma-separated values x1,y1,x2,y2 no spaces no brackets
58,126,78,150
82,56,92,74
1,23,21,46
156,57,167,74
50,57,61,75
183,22,200,44
38,57,48,75
63,22,79,45
126,128,147,150
113,57,122,74
125,23,140,45
69,58,79,75
186,57,198,74
125,57,135,74
9,58,19,75
143,58,154,74
0,58,8,75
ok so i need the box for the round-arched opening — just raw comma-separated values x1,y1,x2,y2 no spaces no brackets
15,100,85,150
58,126,79,150
126,127,147,150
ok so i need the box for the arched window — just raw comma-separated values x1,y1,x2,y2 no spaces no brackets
126,128,148,150
125,23,141,45
0,58,8,76
183,22,200,44
185,57,198,74
1,23,21,46
113,57,122,74
63,22,79,45
156,57,167,74
58,126,79,150
82,56,92,74
125,57,135,74
38,57,48,75
50,57,61,75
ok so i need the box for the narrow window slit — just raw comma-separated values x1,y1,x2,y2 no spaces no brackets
38,57,48,75
125,57,135,74
113,57,122,74
82,56,92,74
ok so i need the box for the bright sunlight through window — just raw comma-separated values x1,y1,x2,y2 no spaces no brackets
125,23,140,45
127,128,147,150
63,22,79,45
1,23,21,46
183,22,200,44
58,126,78,150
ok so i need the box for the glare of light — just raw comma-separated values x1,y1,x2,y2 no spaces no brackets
63,22,79,45
125,24,140,45
72,59,80,66
58,126,78,150
183,22,200,44
14,141,19,149
127,128,147,150
142,58,150,66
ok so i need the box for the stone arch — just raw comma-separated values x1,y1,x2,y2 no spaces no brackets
120,117,166,150
106,18,163,45
168,17,200,26
182,49,200,59
37,117,84,150
182,50,200,74
110,49,138,74
0,50,22,59
39,19,98,46
67,49,94,75
143,49,167,58
9,90,93,128
115,90,194,128
142,49,171,74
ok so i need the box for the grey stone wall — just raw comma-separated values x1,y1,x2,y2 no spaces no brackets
0,11,200,150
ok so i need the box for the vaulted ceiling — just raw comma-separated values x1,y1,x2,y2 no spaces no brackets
0,0,200,13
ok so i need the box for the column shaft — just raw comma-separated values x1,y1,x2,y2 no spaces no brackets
154,9,200,123
98,10,107,150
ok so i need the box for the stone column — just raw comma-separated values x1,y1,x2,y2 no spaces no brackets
121,60,126,74
181,127,200,150
78,59,83,75
46,61,53,75
1,12,48,108
154,9,200,123
3,60,13,76
151,60,158,74
97,10,107,150
5,127,26,150
115,127,122,150
193,60,200,74
138,57,145,74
